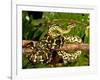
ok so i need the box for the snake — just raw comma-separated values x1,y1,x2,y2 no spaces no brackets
25,24,82,66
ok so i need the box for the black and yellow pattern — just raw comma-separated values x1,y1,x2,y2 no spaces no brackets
24,25,83,66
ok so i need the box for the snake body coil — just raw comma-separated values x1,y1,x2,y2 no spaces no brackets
25,25,82,66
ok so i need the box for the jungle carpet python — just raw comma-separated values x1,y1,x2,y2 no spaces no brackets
23,25,82,67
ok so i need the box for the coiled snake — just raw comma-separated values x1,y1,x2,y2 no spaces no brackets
24,24,82,66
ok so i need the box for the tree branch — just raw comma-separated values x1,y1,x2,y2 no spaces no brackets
57,43,89,53
22,40,89,53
